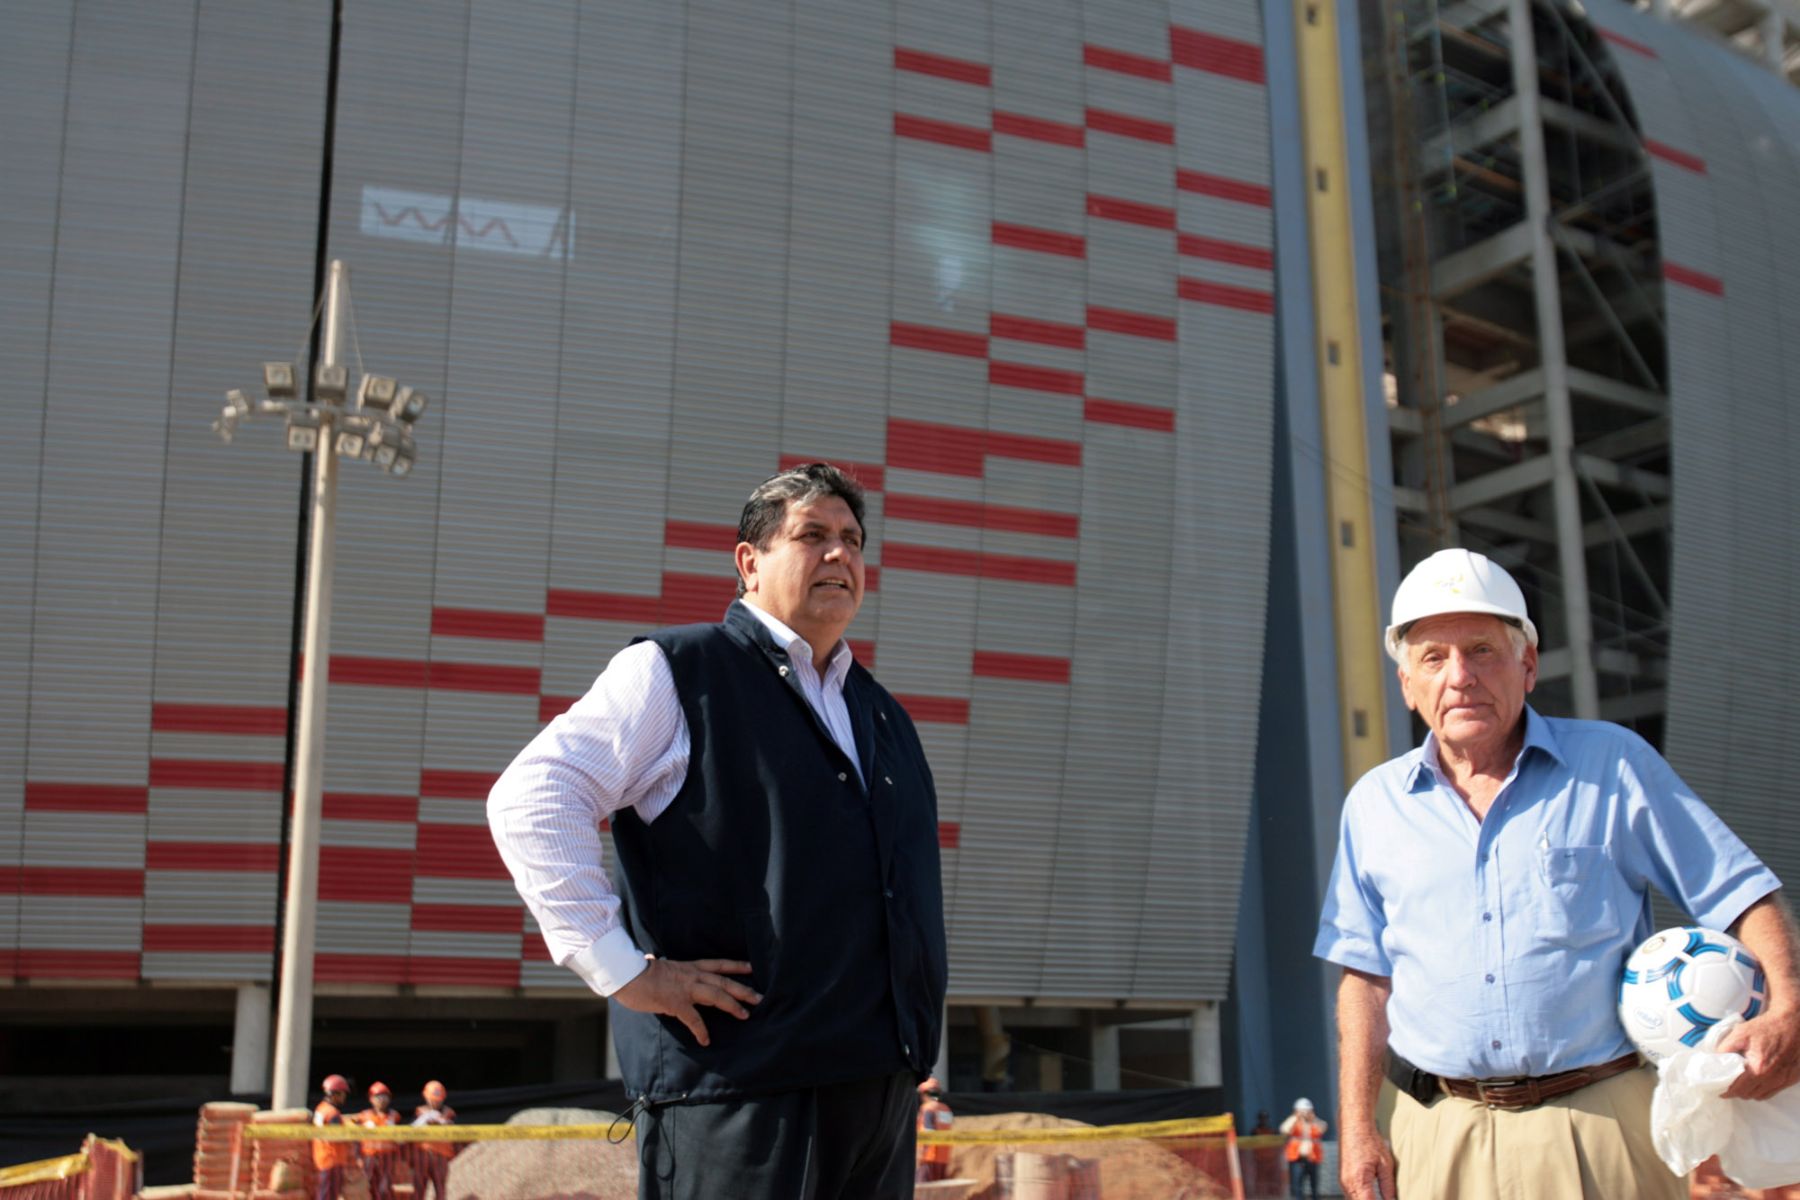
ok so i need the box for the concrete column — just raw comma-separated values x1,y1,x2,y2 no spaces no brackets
231,984,272,1095
1037,1051,1063,1092
1190,1003,1222,1088
932,1002,950,1087
1507,0,1600,719
553,1015,600,1083
604,1011,622,1080
1090,1020,1121,1091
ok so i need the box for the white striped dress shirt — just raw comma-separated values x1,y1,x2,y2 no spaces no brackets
487,602,861,997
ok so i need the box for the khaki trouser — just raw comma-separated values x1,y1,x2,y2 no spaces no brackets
1387,1064,1687,1200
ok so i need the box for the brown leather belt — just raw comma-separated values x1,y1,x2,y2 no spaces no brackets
1436,1052,1642,1111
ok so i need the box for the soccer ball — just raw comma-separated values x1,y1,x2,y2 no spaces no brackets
1618,926,1767,1063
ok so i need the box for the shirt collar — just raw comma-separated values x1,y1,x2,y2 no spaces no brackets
1405,705,1563,792
739,600,855,686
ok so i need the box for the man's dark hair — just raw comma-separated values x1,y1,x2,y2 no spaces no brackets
735,462,867,598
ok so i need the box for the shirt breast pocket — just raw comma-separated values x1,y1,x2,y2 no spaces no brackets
1535,845,1623,949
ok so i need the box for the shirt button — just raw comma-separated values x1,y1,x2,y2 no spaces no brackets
1492,1039,1503,1050
837,772,848,782
1482,912,1492,922
778,665,789,677
1485,973,1495,983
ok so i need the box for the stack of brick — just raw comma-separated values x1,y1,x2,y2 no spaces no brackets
243,1108,317,1199
191,1102,255,1198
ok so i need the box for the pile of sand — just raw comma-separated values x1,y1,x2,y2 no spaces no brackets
953,1112,1229,1200
446,1107,637,1200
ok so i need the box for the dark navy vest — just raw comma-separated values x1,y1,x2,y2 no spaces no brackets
607,601,948,1103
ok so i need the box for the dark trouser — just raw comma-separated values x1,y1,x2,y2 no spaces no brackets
364,1153,396,1200
314,1165,346,1200
637,1071,917,1200
411,1149,450,1200
1289,1157,1320,1200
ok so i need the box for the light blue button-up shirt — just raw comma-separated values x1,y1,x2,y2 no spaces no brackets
1314,707,1780,1080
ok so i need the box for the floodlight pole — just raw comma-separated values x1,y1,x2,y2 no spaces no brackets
271,259,348,1111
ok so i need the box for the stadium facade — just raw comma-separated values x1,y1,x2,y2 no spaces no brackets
2,0,1797,1137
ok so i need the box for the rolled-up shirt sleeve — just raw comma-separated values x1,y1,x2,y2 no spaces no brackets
487,640,688,997
1314,792,1394,976
1614,734,1781,932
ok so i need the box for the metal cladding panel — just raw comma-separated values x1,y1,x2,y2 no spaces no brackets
1584,1,1800,895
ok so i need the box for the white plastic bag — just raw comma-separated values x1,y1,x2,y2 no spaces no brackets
1651,1015,1800,1188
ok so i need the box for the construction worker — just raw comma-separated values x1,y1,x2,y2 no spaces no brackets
1280,1097,1326,1200
914,1076,953,1184
311,1075,357,1200
355,1082,402,1200
410,1080,457,1200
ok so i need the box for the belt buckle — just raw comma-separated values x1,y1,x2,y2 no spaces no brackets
1473,1077,1528,1110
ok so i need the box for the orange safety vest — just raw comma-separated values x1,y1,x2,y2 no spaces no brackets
917,1099,953,1167
356,1108,401,1156
1284,1116,1326,1164
413,1105,458,1159
312,1102,357,1171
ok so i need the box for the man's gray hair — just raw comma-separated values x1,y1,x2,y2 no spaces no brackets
734,462,867,598
1393,618,1528,672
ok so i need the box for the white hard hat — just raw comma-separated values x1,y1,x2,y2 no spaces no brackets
1294,1097,1314,1112
1385,548,1537,662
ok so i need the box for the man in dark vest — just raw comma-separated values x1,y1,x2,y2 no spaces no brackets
489,462,948,1199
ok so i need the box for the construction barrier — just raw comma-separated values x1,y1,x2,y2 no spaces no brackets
918,1113,1245,1199
0,1137,140,1200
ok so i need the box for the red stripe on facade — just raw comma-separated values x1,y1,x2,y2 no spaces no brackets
316,953,408,984
321,793,419,822
884,544,1076,586
14,950,140,979
1169,26,1266,83
1176,168,1272,207
24,783,149,813
1083,44,1171,82
777,455,887,492
142,924,275,953
1179,276,1275,314
939,822,962,850
523,932,554,962
895,694,971,725
408,957,521,988
887,494,1079,538
1086,194,1177,229
894,47,992,86
412,904,524,933
665,520,737,552
1643,139,1706,174
419,769,498,800
431,607,545,643
992,222,1086,258
6,867,145,897
146,842,281,872
972,650,1072,683
989,428,1083,466
865,565,882,594
1178,232,1274,269
992,111,1085,147
894,113,992,152
887,418,987,477
989,360,1085,395
538,695,578,723
1663,261,1724,296
1598,27,1657,58
149,758,285,792
545,589,661,624
890,321,988,358
660,572,734,626
1086,108,1175,145
1088,306,1177,341
151,704,287,736
848,639,876,668
429,661,541,695
416,824,510,880
1086,397,1177,432
331,655,430,689
990,313,1085,349
320,847,414,904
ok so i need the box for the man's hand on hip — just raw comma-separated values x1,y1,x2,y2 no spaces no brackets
612,956,762,1047
1717,1006,1800,1100
1339,1122,1397,1200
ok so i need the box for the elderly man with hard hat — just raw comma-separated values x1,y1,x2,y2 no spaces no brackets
1315,548,1800,1200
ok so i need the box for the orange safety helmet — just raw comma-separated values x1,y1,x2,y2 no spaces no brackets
321,1074,350,1095
422,1080,448,1103
368,1081,391,1097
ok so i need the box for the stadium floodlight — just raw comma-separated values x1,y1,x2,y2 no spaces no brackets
335,427,366,458
388,440,416,478
357,374,398,412
286,409,322,452
314,362,348,404
395,387,428,424
225,389,253,416
264,362,298,398
213,407,238,444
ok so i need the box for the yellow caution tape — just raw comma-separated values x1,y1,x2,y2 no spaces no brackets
0,1151,90,1186
244,1124,625,1143
919,1114,1236,1146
